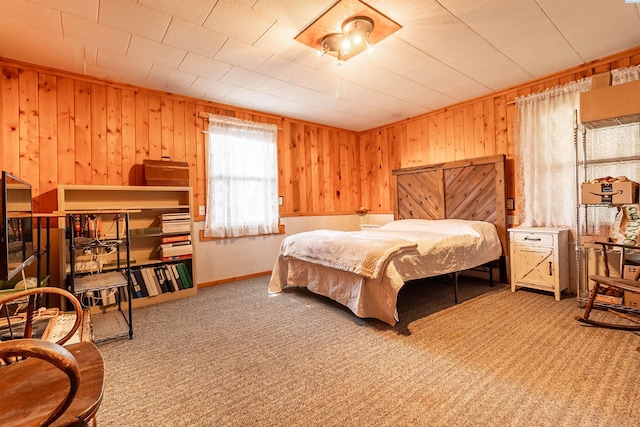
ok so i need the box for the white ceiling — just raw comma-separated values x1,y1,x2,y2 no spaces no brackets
1,0,640,132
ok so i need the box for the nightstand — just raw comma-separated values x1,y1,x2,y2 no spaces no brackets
509,227,569,300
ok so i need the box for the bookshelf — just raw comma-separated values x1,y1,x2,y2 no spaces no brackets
56,185,197,311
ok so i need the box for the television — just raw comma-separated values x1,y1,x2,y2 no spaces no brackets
0,171,35,282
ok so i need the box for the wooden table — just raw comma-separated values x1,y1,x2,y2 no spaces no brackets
0,341,104,426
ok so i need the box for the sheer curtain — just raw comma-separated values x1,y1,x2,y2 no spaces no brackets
204,115,278,238
515,64,640,238
514,79,591,235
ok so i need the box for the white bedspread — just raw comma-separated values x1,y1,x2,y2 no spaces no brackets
269,219,503,325
280,229,418,279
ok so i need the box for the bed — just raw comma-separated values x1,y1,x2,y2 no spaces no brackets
268,155,508,325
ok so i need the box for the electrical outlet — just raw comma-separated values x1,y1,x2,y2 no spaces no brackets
506,198,514,210
198,205,205,216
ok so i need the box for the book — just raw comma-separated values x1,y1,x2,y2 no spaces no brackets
130,271,142,298
153,266,169,293
161,212,191,221
133,269,148,298
170,264,184,289
142,268,159,297
160,244,193,258
161,254,192,262
164,264,181,290
161,234,191,244
161,221,191,234
175,263,193,289
160,240,191,248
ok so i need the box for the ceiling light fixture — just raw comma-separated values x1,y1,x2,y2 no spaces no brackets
295,0,401,64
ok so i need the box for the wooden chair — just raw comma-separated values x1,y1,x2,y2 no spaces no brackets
576,241,640,330
0,287,104,426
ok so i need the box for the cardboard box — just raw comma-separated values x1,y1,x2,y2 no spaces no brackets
624,264,640,280
581,234,610,249
143,158,189,186
624,291,640,309
581,181,638,205
580,79,640,127
595,293,623,305
591,72,611,90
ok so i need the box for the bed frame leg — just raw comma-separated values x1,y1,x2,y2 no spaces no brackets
454,271,459,304
489,261,494,287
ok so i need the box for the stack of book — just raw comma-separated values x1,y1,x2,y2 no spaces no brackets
129,263,193,299
158,234,192,261
159,212,192,261
160,212,191,234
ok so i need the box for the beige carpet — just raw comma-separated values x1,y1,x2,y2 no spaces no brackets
95,276,640,426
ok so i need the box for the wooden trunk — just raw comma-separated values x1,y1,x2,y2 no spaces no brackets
143,158,189,187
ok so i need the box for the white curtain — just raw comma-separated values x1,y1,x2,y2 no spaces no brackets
514,79,592,234
204,115,278,238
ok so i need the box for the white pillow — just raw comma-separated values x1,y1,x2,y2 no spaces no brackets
378,218,491,236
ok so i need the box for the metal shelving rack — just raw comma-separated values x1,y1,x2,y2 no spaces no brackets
574,111,640,312
66,211,133,343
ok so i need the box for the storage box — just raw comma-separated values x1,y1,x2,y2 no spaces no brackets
143,158,189,186
580,79,640,127
581,181,638,205
595,293,623,305
624,264,640,280
624,291,640,309
581,234,610,249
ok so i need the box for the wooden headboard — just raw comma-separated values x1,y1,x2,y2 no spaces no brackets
392,155,507,277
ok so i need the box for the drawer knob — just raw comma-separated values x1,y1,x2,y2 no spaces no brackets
549,261,553,276
524,236,541,241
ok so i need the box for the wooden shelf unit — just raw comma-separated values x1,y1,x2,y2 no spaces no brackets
56,185,197,310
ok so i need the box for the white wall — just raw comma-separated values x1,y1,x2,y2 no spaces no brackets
194,213,393,285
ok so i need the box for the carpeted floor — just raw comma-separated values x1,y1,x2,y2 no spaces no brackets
95,276,640,426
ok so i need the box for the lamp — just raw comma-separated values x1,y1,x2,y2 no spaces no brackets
295,0,401,64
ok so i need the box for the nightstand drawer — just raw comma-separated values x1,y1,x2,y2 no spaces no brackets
510,231,554,247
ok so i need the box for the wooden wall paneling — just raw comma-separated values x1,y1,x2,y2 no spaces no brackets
56,77,75,186
290,122,303,212
358,132,370,212
160,96,174,160
302,125,313,212
482,98,496,156
444,109,455,160
494,95,508,156
173,100,186,162
37,74,57,208
133,92,149,186
277,119,289,213
106,86,122,185
454,107,465,160
309,124,320,212
73,81,91,185
472,102,485,157
1,67,20,176
19,70,39,195
330,128,342,210
194,105,210,210
427,114,439,164
184,102,198,206
319,127,332,212
90,84,107,185
338,131,350,211
435,113,446,163
463,104,474,159
147,94,162,161
120,89,136,185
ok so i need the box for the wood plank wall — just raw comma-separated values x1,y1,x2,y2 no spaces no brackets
358,46,640,213
1,46,639,217
0,59,359,215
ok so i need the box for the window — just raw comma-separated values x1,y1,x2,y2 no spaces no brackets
204,115,278,238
